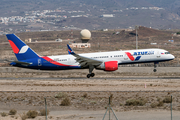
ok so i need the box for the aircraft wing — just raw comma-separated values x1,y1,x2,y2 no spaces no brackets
67,44,102,67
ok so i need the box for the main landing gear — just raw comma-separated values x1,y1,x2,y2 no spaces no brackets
87,65,95,78
153,62,158,72
87,73,95,78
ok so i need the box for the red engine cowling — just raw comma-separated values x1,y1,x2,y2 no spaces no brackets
104,61,118,71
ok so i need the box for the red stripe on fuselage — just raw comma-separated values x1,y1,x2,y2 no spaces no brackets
8,40,19,54
42,56,71,66
125,52,135,61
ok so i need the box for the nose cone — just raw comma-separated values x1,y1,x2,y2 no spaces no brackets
171,54,175,60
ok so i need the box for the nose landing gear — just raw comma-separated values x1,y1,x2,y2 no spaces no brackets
153,62,158,72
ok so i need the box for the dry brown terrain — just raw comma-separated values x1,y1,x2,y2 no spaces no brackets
0,67,180,120
0,28,180,119
1,27,180,65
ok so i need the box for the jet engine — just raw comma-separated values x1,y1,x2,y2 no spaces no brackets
96,61,118,71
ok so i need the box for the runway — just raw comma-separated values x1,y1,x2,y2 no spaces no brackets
0,67,180,91
0,76,180,80
0,76,179,91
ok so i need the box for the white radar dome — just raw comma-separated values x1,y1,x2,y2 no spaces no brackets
80,29,91,40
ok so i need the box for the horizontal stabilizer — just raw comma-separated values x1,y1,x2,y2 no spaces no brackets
7,60,32,66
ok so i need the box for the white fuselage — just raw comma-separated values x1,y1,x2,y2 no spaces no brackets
46,48,174,67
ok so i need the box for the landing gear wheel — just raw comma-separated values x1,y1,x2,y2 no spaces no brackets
91,73,95,77
153,62,158,73
87,74,91,78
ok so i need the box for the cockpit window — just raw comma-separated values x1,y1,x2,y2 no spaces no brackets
165,52,170,54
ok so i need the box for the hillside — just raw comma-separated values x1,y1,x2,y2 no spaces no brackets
0,27,180,61
0,0,180,32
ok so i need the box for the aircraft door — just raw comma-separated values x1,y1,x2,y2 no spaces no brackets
124,52,128,60
156,50,161,58
38,58,42,66
68,58,71,65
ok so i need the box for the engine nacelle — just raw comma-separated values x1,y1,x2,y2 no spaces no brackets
96,61,118,71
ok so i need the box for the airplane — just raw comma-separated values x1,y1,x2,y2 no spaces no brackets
6,34,175,78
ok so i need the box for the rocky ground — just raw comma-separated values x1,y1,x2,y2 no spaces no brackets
0,67,180,120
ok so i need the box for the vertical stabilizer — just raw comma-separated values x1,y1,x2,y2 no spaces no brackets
6,34,39,60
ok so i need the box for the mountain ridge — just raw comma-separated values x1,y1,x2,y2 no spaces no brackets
0,0,180,31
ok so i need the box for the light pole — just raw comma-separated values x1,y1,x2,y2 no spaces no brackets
135,26,139,49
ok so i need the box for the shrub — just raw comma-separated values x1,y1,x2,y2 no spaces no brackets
150,102,158,108
151,101,164,108
157,97,161,102
125,98,147,106
55,92,67,99
26,110,38,118
61,97,71,106
20,113,27,120
9,109,17,115
163,96,172,103
90,101,97,105
177,32,180,35
157,101,164,107
1,112,7,117
39,109,50,116
82,93,88,98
